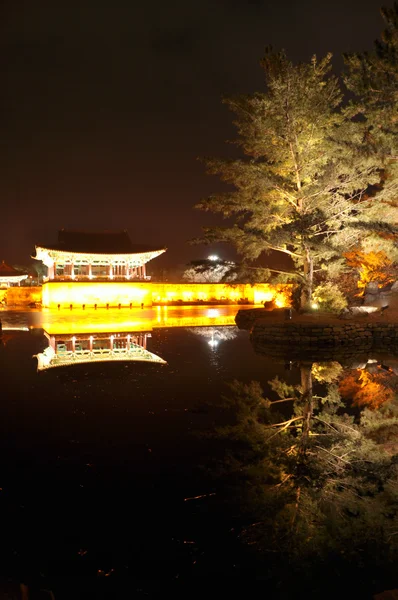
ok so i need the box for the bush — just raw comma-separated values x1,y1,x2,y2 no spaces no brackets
313,282,348,313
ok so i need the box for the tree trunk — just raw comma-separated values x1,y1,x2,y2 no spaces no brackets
291,363,313,529
300,248,313,311
300,363,313,454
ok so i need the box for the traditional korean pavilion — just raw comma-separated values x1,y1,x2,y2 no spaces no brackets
33,229,166,281
0,260,28,287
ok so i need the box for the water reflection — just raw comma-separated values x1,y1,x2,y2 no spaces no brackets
0,326,30,347
208,343,398,597
0,306,247,372
3,305,398,595
24,307,245,371
187,326,238,349
36,305,240,334
35,331,166,370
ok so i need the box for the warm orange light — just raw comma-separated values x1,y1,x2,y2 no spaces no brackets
253,285,291,307
42,281,151,309
38,306,240,335
339,368,395,409
41,281,292,309
344,249,394,293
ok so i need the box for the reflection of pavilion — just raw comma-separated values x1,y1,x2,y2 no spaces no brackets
32,307,244,370
35,330,166,371
38,306,239,335
0,327,30,346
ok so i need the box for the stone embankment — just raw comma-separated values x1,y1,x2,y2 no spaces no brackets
235,307,284,330
236,308,398,360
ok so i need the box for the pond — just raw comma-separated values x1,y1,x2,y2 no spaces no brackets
0,306,397,599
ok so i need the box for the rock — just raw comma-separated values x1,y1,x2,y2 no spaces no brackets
365,281,380,293
263,300,276,310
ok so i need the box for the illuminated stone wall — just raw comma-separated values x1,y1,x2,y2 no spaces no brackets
150,282,289,306
1,286,42,307
42,281,151,308
41,281,290,308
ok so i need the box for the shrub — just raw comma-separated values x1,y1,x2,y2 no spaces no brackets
312,282,348,313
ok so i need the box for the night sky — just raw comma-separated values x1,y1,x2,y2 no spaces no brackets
0,0,387,270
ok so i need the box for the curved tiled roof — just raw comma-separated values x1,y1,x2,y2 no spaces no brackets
37,229,165,255
0,260,27,277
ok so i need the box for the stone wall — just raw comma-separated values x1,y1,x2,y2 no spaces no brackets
1,287,42,307
40,281,291,308
251,320,398,354
1,282,291,309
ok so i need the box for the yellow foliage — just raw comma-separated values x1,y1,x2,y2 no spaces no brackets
344,249,394,291
339,369,394,409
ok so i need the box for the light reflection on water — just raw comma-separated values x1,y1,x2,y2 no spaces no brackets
0,304,253,333
2,305,398,596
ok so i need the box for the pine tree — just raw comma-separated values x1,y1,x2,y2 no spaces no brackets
344,3,398,150
343,4,398,259
196,50,393,310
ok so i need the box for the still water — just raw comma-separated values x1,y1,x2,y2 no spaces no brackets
0,306,398,598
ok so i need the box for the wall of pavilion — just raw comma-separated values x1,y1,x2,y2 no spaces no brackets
41,281,290,308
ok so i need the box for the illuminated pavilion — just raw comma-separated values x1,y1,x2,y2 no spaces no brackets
33,229,166,281
32,229,290,309
0,260,28,288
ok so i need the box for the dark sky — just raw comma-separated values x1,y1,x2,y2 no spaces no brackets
0,0,387,270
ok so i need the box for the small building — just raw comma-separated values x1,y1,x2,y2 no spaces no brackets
0,260,28,288
33,229,166,282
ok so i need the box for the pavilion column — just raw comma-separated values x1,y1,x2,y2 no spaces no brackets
48,264,54,280
88,263,92,279
71,262,75,279
109,264,113,279
53,262,57,279
142,264,146,279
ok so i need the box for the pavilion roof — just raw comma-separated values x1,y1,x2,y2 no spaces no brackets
37,229,166,255
0,260,27,277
